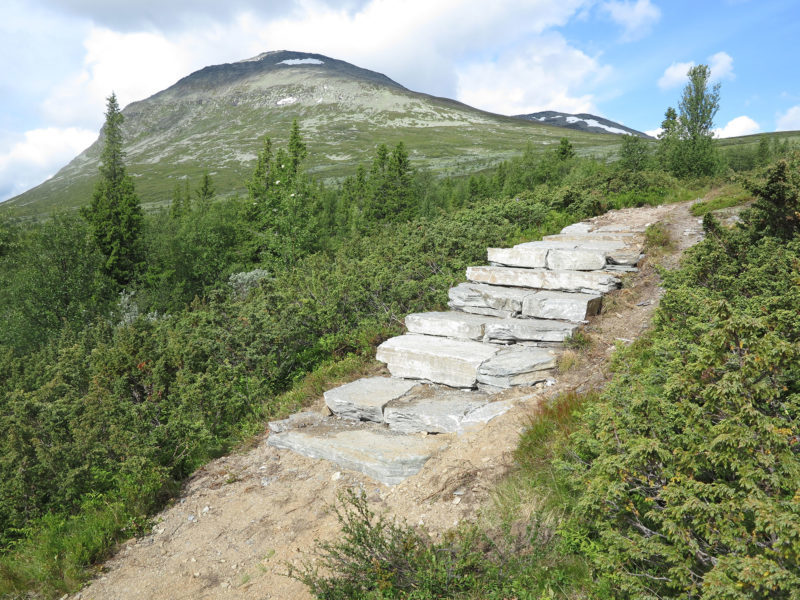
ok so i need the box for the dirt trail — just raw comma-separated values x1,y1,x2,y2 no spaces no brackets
72,200,705,600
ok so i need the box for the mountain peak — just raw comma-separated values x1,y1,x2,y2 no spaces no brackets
238,50,325,65
3,51,621,217
159,50,407,97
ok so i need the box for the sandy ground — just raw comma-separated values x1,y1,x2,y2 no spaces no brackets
71,200,705,600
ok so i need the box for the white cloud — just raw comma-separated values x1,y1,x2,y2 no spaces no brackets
40,27,210,129
601,0,661,41
658,61,694,90
246,0,592,98
0,127,97,201
456,33,608,115
776,105,800,131
658,52,735,91
645,127,663,137
713,115,760,138
709,51,734,81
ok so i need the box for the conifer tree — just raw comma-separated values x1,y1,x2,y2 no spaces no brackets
82,93,143,287
556,137,575,161
287,119,307,180
195,171,215,208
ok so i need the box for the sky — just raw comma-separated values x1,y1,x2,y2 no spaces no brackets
1,0,799,201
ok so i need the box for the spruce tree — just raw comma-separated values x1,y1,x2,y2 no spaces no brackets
195,171,215,208
287,119,307,180
556,137,575,160
82,93,143,287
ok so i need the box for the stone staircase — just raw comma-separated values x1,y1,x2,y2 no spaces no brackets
267,220,646,484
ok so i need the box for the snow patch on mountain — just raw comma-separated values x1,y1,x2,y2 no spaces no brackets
565,116,628,135
278,58,324,66
277,97,298,106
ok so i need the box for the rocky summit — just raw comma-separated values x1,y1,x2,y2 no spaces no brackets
4,50,620,217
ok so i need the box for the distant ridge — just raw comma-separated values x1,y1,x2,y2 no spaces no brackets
515,111,651,138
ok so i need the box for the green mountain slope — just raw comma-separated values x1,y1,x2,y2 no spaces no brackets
3,50,621,218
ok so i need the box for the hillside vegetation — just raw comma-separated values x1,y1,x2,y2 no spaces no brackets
294,155,800,600
0,60,799,598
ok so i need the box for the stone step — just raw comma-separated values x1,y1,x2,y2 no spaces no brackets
448,282,533,318
484,317,577,343
406,311,578,343
268,421,448,485
542,232,641,244
488,245,608,271
595,223,649,233
477,346,557,388
384,387,512,434
324,377,419,422
466,266,620,294
405,311,490,340
448,283,601,322
560,222,592,234
521,290,602,321
376,334,500,388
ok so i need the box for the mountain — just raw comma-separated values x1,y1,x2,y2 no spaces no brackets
514,111,651,138
3,51,621,217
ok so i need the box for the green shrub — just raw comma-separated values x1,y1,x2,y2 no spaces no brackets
559,158,800,598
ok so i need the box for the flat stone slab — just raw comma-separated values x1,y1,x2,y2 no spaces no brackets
377,334,500,388
607,250,642,266
518,239,629,251
324,377,418,422
520,290,602,322
450,283,601,322
448,282,534,317
546,248,607,271
466,266,620,294
268,411,325,434
268,422,447,485
596,224,648,233
560,222,592,235
384,387,509,434
543,233,640,244
405,311,491,340
484,318,577,343
477,346,557,388
487,246,548,269
489,245,607,271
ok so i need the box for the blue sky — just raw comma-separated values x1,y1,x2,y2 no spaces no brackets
1,0,798,201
